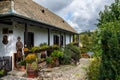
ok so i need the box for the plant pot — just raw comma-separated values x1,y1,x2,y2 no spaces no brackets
54,59,59,66
27,63,38,78
47,63,53,68
20,66,26,71
27,69,38,78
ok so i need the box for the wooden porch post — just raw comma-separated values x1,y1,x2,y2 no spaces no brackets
73,34,75,42
69,34,71,43
78,34,80,46
48,28,50,46
59,32,61,47
24,23,28,47
64,33,66,46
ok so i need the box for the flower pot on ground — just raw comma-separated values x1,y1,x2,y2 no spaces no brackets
18,60,26,71
27,62,38,78
46,57,54,68
27,69,38,78
25,53,38,78
47,45,59,56
51,50,63,66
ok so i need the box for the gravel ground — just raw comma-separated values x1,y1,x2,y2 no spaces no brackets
0,58,90,80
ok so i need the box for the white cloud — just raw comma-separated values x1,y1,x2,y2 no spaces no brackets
33,0,114,33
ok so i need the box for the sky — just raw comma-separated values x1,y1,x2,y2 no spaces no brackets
33,0,114,33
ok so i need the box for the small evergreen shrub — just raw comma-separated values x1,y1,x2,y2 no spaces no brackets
62,44,81,65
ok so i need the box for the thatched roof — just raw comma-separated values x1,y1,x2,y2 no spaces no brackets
0,0,77,33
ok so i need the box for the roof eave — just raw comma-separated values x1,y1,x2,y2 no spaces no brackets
0,13,77,34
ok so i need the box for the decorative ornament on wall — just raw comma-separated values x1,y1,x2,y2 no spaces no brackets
2,35,8,45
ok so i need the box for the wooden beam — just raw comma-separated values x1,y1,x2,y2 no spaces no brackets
64,33,66,46
73,34,75,42
60,32,62,47
0,15,76,34
69,34,71,43
24,23,28,47
48,28,50,46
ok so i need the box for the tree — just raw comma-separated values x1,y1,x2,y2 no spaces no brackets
98,0,120,26
97,0,120,80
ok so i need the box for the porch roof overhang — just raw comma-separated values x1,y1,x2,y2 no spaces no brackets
0,13,78,35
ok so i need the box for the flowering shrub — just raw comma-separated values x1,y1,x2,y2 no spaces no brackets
23,48,29,52
25,53,37,64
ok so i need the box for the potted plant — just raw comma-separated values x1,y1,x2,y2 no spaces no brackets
47,45,59,56
23,47,29,57
46,57,54,68
25,53,38,78
51,50,63,66
31,46,40,53
18,60,26,71
0,69,5,78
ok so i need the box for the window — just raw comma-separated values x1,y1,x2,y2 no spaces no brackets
24,32,34,48
60,35,63,46
53,35,59,45
2,28,8,34
27,32,34,48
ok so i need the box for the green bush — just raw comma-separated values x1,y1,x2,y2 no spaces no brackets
99,22,120,80
88,57,101,80
62,44,81,65
46,57,53,64
0,69,4,76
51,50,63,58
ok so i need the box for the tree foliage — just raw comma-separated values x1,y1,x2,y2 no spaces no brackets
80,31,94,53
98,0,120,26
100,22,120,80
97,0,120,80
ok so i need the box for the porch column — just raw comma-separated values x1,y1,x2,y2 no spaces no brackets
69,34,71,43
73,34,75,42
24,23,28,47
64,33,66,46
12,19,16,70
59,32,61,47
48,28,50,46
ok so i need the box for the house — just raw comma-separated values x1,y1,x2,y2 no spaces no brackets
0,0,79,70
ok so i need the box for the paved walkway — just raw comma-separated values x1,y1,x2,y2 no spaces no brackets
0,58,90,80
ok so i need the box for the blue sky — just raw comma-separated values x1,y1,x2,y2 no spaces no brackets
33,0,114,33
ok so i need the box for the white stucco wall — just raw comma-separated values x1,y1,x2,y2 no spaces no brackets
0,22,25,70
0,22,74,70
66,34,70,44
28,26,48,46
0,23,21,57
0,22,73,57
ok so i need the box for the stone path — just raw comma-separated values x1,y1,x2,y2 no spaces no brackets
0,58,90,80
